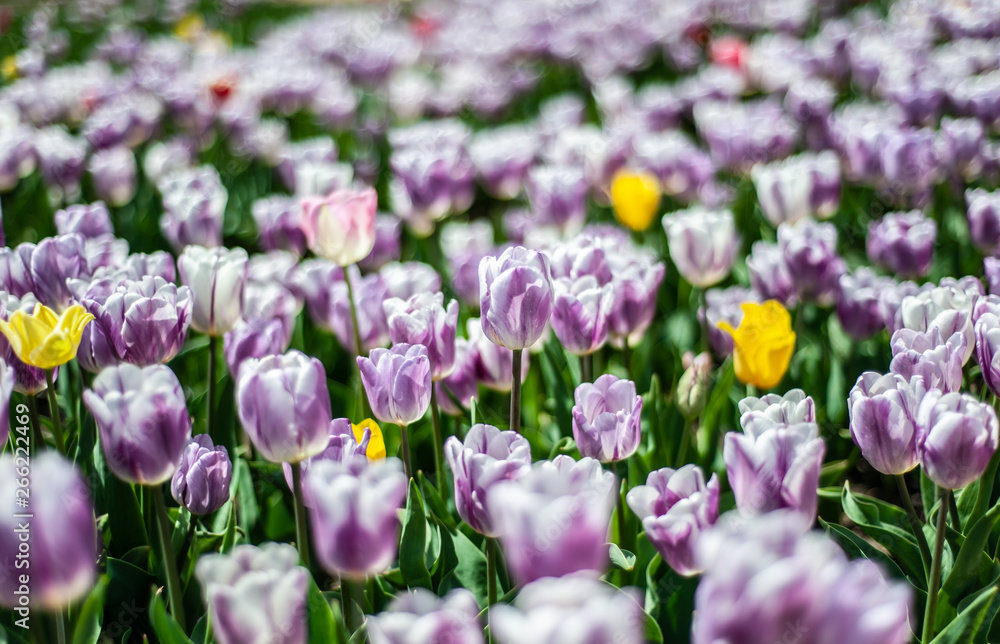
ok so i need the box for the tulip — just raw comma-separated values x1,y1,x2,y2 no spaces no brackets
0,294,53,395
0,243,36,297
918,391,999,490
358,344,432,428
29,233,89,312
479,246,553,351
607,257,665,349
437,337,479,416
490,575,644,644
369,589,483,644
88,146,137,206
626,465,720,576
738,388,815,431
384,292,459,380
676,352,712,420
867,211,937,279
837,268,895,340
353,418,385,460
306,458,408,579
571,375,642,463
381,261,442,301
195,543,309,644
718,300,796,390
751,151,841,226
469,125,537,200
977,313,1000,397
609,169,662,231
0,302,93,370
663,207,739,288
0,452,97,610
778,219,846,304
223,317,288,378
171,434,233,515
487,456,616,584
300,187,378,266
693,511,912,644
900,285,977,365
159,166,227,252
281,419,374,508
444,424,532,537
236,350,331,464
986,257,1000,296
966,188,1000,255
297,263,390,354
178,245,249,336
360,215,402,271
889,328,965,393
441,220,494,306
54,202,114,238
723,421,825,518
849,372,925,475
468,319,529,393
252,195,308,257
84,363,192,485
550,276,614,356
746,241,797,308
525,164,588,234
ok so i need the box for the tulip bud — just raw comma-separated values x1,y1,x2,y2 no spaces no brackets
251,195,308,257
236,350,332,464
571,375,642,463
918,391,999,490
977,313,1000,397
849,372,925,476
300,187,378,266
88,146,137,207
171,434,232,515
479,246,554,350
179,245,249,337
196,543,309,644
677,352,712,420
84,363,192,485
306,458,408,580
525,164,588,235
837,268,894,340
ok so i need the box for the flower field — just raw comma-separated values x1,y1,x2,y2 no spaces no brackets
2,0,1000,642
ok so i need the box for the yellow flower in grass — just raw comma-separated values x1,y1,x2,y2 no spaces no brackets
610,169,662,232
353,418,386,461
718,300,795,390
0,303,94,370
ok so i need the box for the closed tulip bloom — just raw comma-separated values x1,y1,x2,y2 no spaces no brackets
718,300,796,390
479,246,554,350
900,286,977,365
369,589,483,644
179,245,249,336
360,215,402,271
966,188,1000,255
84,364,191,485
196,543,309,644
468,319,529,393
88,146,137,206
918,391,999,490
54,202,114,238
663,207,739,288
724,421,825,518
159,166,227,252
0,302,94,370
282,419,373,508
297,263,390,353
444,424,532,537
487,456,617,584
701,287,762,357
550,276,614,356
607,258,666,348
30,233,89,312
693,511,912,644
223,317,288,377
358,344,432,427
626,465,720,576
778,219,846,304
849,372,925,475
525,165,588,234
381,261,442,301
751,151,841,226
986,258,1000,296
738,389,815,431
306,457,408,579
236,350,332,464
610,169,662,231
491,575,644,644
890,328,965,393
437,337,479,416
746,241,797,308
837,269,895,340
171,434,232,515
977,313,1000,397
677,352,712,420
572,375,642,463
251,195,308,257
0,453,97,610
0,243,37,297
867,211,937,279
301,187,378,266
384,292,459,380
353,418,384,460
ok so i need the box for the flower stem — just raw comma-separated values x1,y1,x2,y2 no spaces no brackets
44,370,64,455
26,395,44,451
55,612,66,644
893,474,932,576
345,267,370,420
677,418,693,467
510,349,522,433
615,460,631,557
152,485,187,631
622,342,631,379
429,385,445,492
399,424,413,480
486,536,498,644
922,488,949,643
969,449,1000,528
291,461,311,569
342,578,356,635
580,353,593,384
745,383,757,398
207,335,218,441
948,490,961,530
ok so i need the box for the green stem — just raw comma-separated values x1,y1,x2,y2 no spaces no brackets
622,342,631,378
291,462,311,569
26,394,43,451
969,450,1000,528
399,424,413,480
55,612,66,644
615,460,631,558
580,353,593,384
207,335,218,441
44,370,64,455
745,383,757,398
677,418,693,467
922,488,949,643
342,578,356,635
510,349,522,433
345,267,370,420
948,490,961,531
894,474,932,576
486,537,498,644
152,486,187,631
429,385,445,492
698,288,708,354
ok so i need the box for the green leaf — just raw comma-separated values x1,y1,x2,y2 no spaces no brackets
608,543,636,571
941,504,1000,606
930,586,1000,644
221,499,238,553
819,519,914,585
150,590,194,644
106,475,148,556
71,577,107,644
841,482,925,582
438,529,489,607
307,575,336,644
419,471,455,531
399,479,433,589
190,616,209,644
235,457,260,537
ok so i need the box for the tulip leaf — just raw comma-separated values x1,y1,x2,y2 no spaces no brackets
106,475,149,556
609,543,636,571
306,575,336,644
438,529,490,607
941,504,1000,607
234,457,260,536
419,471,456,530
400,479,434,589
220,499,238,553
644,553,696,643
841,482,926,583
190,616,209,644
929,585,1000,644
819,519,913,584
71,576,107,644
150,589,194,644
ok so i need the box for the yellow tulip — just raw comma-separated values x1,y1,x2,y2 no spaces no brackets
718,300,796,390
1,56,17,82
610,169,662,232
0,303,94,370
353,418,386,461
